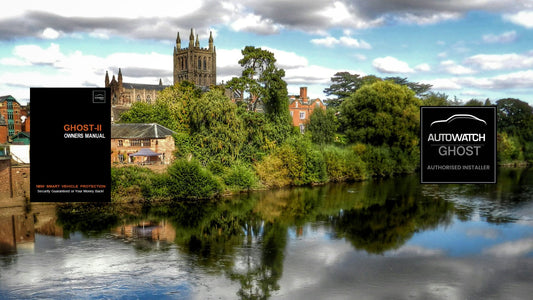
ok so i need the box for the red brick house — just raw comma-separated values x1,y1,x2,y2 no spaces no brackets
288,87,326,133
0,95,23,140
111,123,175,165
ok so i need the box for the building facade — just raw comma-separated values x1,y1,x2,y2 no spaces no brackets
105,68,168,107
288,87,326,133
173,29,216,86
111,123,176,165
0,95,23,139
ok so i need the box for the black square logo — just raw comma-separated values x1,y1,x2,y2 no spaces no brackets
420,106,497,184
93,90,106,103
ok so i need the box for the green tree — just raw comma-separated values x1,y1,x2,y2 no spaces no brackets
323,72,381,107
228,46,277,112
187,89,246,165
421,91,450,106
464,99,483,106
385,77,432,96
118,81,201,133
306,108,338,144
496,98,533,138
340,81,421,149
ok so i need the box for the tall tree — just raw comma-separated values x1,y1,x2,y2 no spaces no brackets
306,108,338,144
227,46,277,112
340,81,421,149
384,77,432,96
496,98,533,140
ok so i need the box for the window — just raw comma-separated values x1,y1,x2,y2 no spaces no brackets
147,95,151,103
130,139,151,147
300,112,305,120
136,95,141,102
299,124,305,134
118,140,123,147
290,111,293,117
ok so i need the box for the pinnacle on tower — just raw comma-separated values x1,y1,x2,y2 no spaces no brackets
176,31,181,49
209,31,213,51
105,70,110,87
189,28,194,48
118,68,123,84
195,34,199,48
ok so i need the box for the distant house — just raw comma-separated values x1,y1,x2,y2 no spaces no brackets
0,95,23,139
288,87,326,133
111,123,176,165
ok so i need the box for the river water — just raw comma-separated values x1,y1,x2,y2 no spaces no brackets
1,168,532,299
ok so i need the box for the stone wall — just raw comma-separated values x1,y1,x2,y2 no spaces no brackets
0,159,29,200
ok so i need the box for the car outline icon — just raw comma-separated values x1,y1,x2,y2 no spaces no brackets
430,114,487,127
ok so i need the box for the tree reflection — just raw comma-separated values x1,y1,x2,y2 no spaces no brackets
327,175,454,254
49,170,533,298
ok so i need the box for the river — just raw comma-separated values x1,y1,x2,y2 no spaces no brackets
1,168,532,299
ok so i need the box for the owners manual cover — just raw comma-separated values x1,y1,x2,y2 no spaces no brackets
30,88,111,202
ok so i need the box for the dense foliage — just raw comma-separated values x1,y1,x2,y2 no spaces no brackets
112,53,533,201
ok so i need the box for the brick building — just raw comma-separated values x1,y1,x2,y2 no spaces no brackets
111,123,176,165
0,95,23,140
288,87,326,133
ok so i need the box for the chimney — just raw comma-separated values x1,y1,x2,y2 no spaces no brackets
300,87,308,100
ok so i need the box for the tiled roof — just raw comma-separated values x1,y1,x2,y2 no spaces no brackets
111,123,175,139
122,82,169,91
0,95,19,104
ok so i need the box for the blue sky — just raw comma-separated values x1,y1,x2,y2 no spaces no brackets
1,0,533,105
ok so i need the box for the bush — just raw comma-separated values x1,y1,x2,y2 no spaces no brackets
361,145,396,177
255,136,327,187
223,163,258,190
322,146,367,182
167,159,222,199
111,166,171,201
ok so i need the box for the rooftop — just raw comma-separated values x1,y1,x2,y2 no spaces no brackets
111,123,175,139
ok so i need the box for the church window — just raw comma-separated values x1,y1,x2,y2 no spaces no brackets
203,57,207,70
198,57,201,69
147,95,151,103
136,95,141,102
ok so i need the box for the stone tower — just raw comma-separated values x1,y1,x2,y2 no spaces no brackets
173,28,216,86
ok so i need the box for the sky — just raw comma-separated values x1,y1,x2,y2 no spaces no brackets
1,0,533,105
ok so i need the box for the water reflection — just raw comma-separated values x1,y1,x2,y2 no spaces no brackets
1,168,532,299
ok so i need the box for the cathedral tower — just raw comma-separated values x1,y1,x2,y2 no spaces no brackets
173,28,216,87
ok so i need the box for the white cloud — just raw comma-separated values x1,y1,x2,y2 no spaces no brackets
373,56,414,74
42,27,60,39
12,43,65,65
482,31,517,44
441,60,476,75
262,47,309,68
504,10,533,28
311,36,372,49
465,52,533,71
483,238,533,257
339,36,372,49
394,12,461,25
422,78,462,90
415,63,431,72
311,36,339,47
230,13,281,35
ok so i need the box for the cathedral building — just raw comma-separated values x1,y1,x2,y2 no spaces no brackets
106,29,216,121
173,29,216,86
